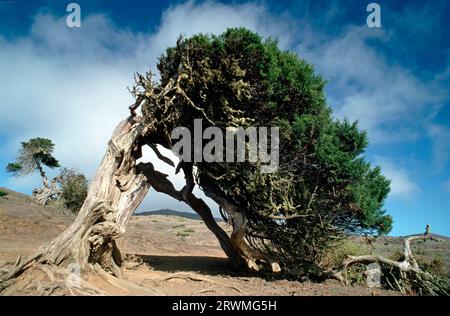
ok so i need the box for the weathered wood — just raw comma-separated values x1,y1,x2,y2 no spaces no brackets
339,233,447,295
32,165,61,205
32,117,152,276
342,234,444,276
200,180,281,272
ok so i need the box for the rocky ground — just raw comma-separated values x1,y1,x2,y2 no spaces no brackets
1,187,447,296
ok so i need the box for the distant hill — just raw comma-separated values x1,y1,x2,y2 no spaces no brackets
135,209,224,222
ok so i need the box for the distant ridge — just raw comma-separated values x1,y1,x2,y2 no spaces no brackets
135,209,224,222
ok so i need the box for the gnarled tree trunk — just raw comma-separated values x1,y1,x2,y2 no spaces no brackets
0,116,153,284
1,114,280,294
36,117,152,276
32,165,61,206
200,180,281,272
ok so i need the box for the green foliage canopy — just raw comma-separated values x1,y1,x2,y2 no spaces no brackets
59,168,88,214
6,137,60,176
134,28,393,270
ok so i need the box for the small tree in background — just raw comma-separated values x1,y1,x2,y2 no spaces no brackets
6,138,61,205
59,168,88,214
6,138,88,212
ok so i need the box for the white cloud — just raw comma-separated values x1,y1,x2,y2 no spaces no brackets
0,14,140,176
151,1,293,51
295,25,444,144
375,157,420,198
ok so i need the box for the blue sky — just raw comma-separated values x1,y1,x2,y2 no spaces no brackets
0,0,449,236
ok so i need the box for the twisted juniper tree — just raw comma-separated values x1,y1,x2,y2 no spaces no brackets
2,29,397,292
6,138,61,205
136,28,393,274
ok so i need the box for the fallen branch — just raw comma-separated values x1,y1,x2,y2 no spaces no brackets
339,231,448,296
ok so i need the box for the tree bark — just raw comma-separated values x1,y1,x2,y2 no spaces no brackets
136,162,247,267
201,180,281,272
32,117,151,276
32,178,61,206
32,164,61,205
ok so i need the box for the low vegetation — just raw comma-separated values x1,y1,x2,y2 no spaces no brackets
175,226,195,240
59,168,88,214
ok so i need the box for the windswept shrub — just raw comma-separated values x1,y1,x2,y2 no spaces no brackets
59,168,88,214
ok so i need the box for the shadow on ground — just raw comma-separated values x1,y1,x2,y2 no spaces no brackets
134,254,244,277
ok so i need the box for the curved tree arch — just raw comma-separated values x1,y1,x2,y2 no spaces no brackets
1,29,398,293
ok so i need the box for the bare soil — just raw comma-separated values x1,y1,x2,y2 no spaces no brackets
2,187,439,296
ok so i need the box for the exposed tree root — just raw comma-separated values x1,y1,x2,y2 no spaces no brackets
92,264,159,295
0,252,43,290
160,272,247,294
1,260,162,296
